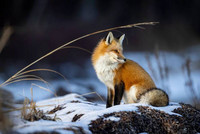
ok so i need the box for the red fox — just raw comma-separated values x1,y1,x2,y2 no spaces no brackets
92,32,169,108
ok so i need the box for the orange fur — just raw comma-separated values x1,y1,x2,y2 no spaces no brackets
114,60,156,99
92,32,169,107
92,39,123,65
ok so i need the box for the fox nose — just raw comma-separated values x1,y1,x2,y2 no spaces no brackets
117,56,126,62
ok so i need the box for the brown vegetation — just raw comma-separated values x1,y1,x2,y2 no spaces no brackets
90,103,200,134
21,97,58,122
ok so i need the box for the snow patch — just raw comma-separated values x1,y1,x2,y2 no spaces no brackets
104,116,121,122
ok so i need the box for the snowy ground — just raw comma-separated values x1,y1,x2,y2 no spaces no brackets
11,93,181,134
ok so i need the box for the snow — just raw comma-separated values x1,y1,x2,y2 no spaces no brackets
15,120,82,134
150,102,181,115
104,116,121,122
11,93,181,134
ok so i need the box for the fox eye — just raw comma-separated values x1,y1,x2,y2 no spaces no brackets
113,50,119,53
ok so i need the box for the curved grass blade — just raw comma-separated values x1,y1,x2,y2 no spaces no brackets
0,22,158,87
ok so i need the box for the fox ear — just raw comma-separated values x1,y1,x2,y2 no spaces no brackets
119,34,125,45
105,32,114,45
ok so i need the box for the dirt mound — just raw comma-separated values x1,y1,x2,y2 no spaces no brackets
90,103,200,134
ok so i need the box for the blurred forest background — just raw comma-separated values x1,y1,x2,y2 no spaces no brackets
1,1,200,133
0,0,200,79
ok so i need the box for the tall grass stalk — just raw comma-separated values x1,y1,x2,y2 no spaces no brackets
0,22,158,88
184,58,200,109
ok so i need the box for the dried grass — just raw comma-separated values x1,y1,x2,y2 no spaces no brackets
145,53,157,81
0,22,158,89
72,114,84,122
145,49,170,93
0,25,13,53
183,58,200,109
154,46,170,93
0,68,66,91
47,105,65,114
21,88,59,122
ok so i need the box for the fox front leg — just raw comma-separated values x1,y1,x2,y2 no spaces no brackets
114,81,125,105
106,88,114,108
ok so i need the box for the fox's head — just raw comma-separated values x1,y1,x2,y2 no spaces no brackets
92,32,126,66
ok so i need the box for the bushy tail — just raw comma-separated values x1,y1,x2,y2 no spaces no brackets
139,88,169,107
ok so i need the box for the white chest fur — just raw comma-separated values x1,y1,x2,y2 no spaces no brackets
94,54,118,89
